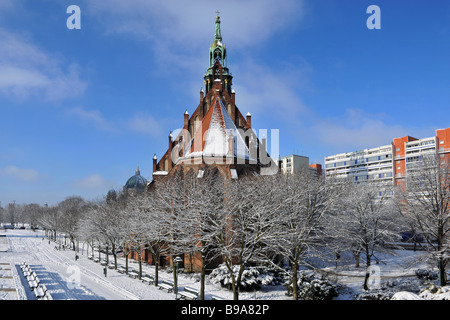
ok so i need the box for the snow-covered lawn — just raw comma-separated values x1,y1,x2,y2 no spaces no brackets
0,229,448,300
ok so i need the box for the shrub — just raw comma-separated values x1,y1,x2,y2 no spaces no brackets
208,265,283,291
415,269,438,281
285,271,338,300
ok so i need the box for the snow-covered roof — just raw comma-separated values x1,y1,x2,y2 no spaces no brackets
153,171,168,176
181,94,255,162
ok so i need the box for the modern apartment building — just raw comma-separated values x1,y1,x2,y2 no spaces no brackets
279,155,309,175
324,128,450,186
279,155,322,178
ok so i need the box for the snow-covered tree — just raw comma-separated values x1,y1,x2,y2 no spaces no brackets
58,196,86,250
329,180,400,290
175,167,226,299
262,170,343,300
211,174,281,300
395,154,450,286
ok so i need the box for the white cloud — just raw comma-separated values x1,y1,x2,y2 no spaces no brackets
0,165,41,182
66,107,116,132
88,0,304,47
0,28,87,101
232,58,312,124
311,108,409,153
66,106,164,137
86,0,306,74
75,174,109,189
127,113,163,137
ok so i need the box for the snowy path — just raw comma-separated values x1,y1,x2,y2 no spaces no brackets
0,230,241,300
1,229,435,301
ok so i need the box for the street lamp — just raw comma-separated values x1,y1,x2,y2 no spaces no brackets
173,256,183,299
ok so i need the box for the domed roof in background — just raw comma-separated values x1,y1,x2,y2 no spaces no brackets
124,166,147,192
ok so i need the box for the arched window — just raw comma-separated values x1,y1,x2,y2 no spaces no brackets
214,48,222,64
214,68,221,80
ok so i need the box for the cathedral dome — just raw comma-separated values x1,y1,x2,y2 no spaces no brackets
124,166,147,192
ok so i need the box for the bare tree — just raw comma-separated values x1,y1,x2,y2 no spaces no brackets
80,194,126,268
263,170,343,300
129,187,174,286
58,196,86,250
208,174,281,301
175,168,226,300
330,180,399,290
395,154,450,286
39,204,61,241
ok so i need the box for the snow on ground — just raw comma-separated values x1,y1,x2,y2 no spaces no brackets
0,229,286,300
0,229,449,300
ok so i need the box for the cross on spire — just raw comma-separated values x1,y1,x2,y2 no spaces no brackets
216,10,220,17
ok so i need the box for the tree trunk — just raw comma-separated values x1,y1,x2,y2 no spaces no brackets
353,251,360,268
292,262,299,300
231,274,238,300
438,256,447,287
138,254,142,279
173,263,178,295
200,254,205,300
363,265,371,290
154,261,159,286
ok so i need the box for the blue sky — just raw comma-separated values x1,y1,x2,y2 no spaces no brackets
1,0,449,206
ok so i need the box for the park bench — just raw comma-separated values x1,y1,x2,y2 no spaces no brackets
100,259,108,266
34,284,47,299
107,261,116,269
158,280,174,293
93,257,100,263
141,274,155,285
178,287,199,300
211,295,224,300
128,270,140,279
117,266,126,274
28,274,40,291
88,255,94,260
42,291,53,300
22,266,31,277
27,271,38,282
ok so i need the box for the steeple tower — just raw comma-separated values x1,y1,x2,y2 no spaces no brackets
213,10,222,43
204,11,232,95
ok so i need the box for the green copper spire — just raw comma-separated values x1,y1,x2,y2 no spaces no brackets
214,10,222,43
204,11,233,95
209,11,226,68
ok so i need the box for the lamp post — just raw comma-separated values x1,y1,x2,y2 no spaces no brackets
173,256,183,299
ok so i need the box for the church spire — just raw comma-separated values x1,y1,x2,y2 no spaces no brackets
204,11,233,95
214,10,222,43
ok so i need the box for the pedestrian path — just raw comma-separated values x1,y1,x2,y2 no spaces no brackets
0,263,19,300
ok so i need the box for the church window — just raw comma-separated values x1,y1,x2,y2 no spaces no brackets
214,68,221,79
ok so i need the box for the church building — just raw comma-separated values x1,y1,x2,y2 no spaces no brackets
125,13,278,272
150,13,277,185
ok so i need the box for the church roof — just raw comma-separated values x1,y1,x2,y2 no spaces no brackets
181,94,255,162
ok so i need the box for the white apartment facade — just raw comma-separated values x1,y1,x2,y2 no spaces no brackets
324,128,450,187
